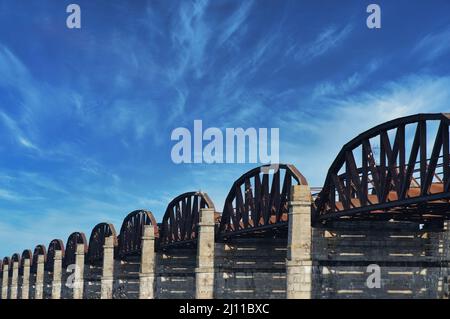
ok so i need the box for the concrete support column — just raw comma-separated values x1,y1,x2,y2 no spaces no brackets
101,236,115,299
444,221,450,299
139,225,155,299
286,184,312,299
21,259,30,299
10,262,19,299
52,251,63,299
195,208,215,299
35,255,45,299
1,264,9,299
73,244,85,299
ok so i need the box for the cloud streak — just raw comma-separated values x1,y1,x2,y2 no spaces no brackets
279,73,450,186
413,27,450,62
294,24,353,64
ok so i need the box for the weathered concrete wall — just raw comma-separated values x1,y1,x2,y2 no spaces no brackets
3,214,450,299
312,221,450,299
29,273,36,299
214,238,287,299
43,270,52,299
84,265,102,299
61,267,73,299
113,258,140,299
156,249,196,299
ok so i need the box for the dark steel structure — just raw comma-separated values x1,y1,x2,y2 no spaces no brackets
11,253,20,264
4,113,450,279
10,253,20,276
20,249,32,275
87,223,117,264
31,245,46,274
64,232,87,267
160,192,215,248
219,164,307,238
117,210,158,259
314,113,450,225
1,257,8,275
46,239,65,271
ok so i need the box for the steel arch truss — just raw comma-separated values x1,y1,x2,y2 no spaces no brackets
9,253,20,276
219,164,307,238
1,257,9,275
64,232,87,267
46,239,65,271
87,223,117,264
20,249,32,275
117,210,158,259
314,113,450,225
160,192,215,248
31,245,46,274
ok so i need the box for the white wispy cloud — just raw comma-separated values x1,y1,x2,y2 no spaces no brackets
279,73,450,186
218,1,254,46
170,0,210,80
413,27,450,61
294,24,353,63
0,188,21,201
0,111,41,153
0,45,30,87
0,188,44,202
311,59,381,100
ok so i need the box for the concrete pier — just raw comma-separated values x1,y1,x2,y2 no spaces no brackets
35,255,45,299
195,208,215,299
286,185,312,299
73,244,85,299
1,263,8,299
21,259,30,299
139,225,155,299
10,261,19,299
101,236,115,299
52,251,63,299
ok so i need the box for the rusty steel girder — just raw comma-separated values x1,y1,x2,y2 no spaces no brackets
218,164,307,238
87,223,117,264
159,192,215,248
46,239,65,271
117,210,158,259
1,257,9,276
8,253,20,276
314,113,450,226
64,232,87,267
31,244,46,274
19,249,32,275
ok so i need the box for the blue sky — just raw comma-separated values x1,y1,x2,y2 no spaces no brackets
1,0,450,257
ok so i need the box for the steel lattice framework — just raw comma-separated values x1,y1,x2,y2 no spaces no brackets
46,239,65,271
314,113,450,225
87,223,117,264
160,192,215,248
4,113,450,273
10,253,20,276
64,232,87,267
20,249,32,275
1,257,9,275
11,253,20,263
117,210,158,259
31,245,46,274
219,164,307,238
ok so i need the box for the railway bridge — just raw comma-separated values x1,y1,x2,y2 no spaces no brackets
1,113,450,299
